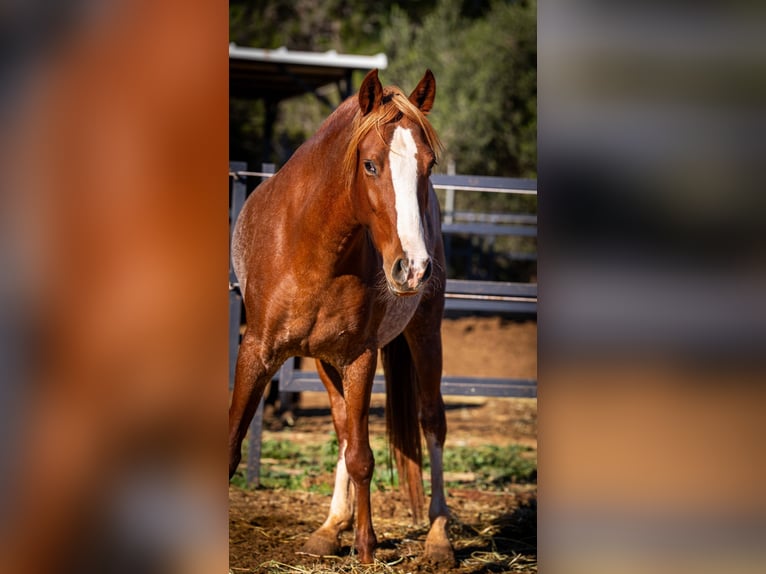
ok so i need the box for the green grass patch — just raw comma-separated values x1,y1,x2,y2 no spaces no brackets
438,443,537,487
232,435,536,492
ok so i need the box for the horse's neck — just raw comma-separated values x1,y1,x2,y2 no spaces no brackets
306,99,356,169
286,101,365,261
291,99,355,190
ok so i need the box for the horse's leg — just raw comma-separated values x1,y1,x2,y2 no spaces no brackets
228,328,280,478
342,349,378,564
404,320,455,566
302,360,356,557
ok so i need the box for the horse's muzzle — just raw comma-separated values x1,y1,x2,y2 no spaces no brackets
390,257,432,295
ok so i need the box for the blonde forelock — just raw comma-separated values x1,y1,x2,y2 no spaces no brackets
343,87,443,188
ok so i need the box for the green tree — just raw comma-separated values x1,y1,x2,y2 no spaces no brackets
383,0,536,179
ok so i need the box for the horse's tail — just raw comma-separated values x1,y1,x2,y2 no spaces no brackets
382,333,424,524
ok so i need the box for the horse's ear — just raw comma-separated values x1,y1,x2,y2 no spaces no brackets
358,69,383,116
409,69,436,114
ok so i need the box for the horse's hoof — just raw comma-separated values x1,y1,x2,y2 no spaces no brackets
302,530,341,557
356,550,375,565
424,540,455,567
424,516,455,567
354,531,377,564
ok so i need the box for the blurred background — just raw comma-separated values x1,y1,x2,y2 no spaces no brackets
0,1,227,573
540,2,766,573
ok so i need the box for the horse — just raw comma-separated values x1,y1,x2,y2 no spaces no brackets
229,69,453,566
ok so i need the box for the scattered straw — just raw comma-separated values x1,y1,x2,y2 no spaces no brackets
469,550,509,563
294,552,343,560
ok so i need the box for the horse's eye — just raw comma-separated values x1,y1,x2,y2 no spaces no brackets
363,160,377,176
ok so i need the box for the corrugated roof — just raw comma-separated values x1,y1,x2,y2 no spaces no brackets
229,44,388,101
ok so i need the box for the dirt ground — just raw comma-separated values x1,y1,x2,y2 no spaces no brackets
229,317,537,573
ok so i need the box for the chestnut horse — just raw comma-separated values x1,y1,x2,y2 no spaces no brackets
229,69,453,565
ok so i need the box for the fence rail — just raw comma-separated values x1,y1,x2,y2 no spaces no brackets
431,174,537,195
229,163,537,486
445,279,537,314
277,364,538,399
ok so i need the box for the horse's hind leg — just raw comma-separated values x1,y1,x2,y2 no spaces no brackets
302,360,356,557
404,320,455,567
228,328,280,478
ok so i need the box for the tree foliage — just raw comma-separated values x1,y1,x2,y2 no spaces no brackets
383,0,536,177
230,0,536,179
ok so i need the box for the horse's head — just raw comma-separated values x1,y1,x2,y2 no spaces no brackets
347,69,442,296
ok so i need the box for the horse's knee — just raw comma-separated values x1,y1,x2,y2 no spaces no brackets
420,405,445,426
344,444,374,485
420,406,446,440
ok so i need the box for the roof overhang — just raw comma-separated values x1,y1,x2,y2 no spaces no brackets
229,45,388,102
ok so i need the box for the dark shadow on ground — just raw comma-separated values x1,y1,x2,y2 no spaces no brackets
374,495,537,573
452,496,537,573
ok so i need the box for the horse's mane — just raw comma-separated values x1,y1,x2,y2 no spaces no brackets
342,86,443,188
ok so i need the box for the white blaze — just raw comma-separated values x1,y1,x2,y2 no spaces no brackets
389,126,428,265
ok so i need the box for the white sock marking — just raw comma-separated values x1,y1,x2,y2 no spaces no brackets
322,440,355,530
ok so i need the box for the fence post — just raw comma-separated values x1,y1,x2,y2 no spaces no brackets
443,159,456,270
246,399,265,487
444,159,456,224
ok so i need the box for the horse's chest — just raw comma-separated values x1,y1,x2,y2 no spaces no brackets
375,295,422,347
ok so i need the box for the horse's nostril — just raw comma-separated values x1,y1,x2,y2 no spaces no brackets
422,259,433,282
392,258,408,283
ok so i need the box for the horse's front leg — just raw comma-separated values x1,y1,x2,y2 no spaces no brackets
228,328,280,478
302,360,355,557
342,348,378,564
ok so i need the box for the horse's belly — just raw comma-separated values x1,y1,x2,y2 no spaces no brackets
376,295,422,347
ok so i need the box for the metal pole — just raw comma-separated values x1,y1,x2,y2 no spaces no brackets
261,162,275,179
247,398,265,488
444,158,456,224
443,159,456,273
